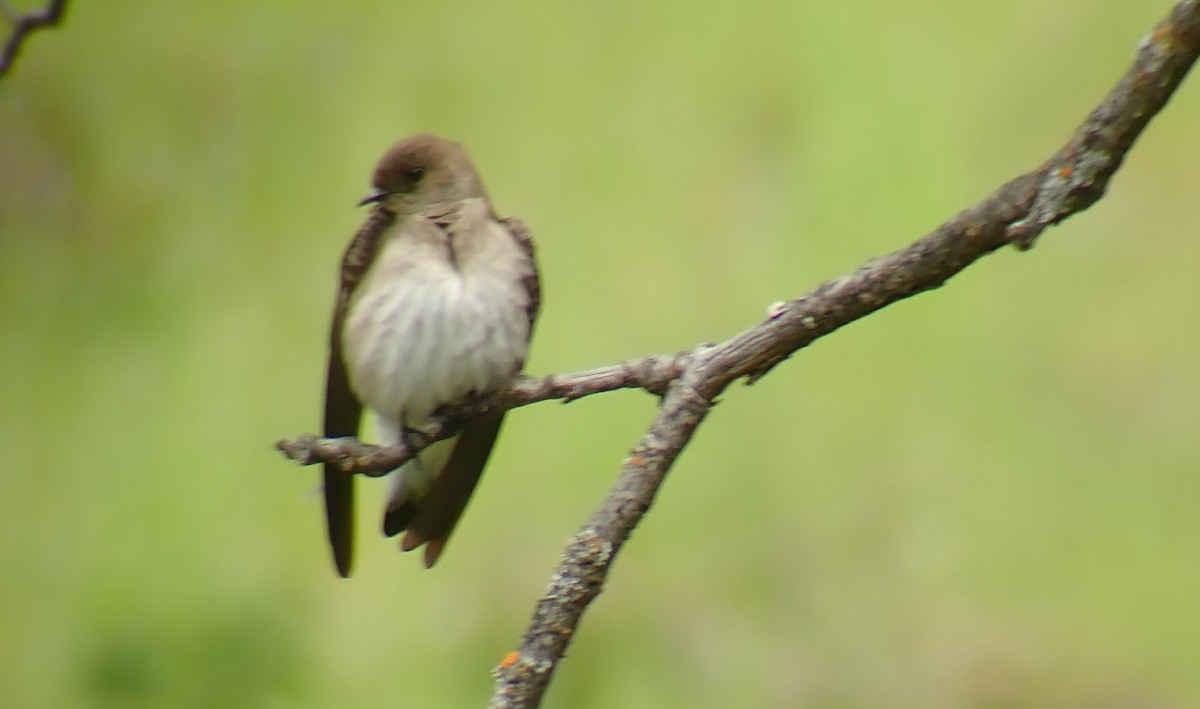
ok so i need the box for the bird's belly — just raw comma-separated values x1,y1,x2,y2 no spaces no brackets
343,272,528,422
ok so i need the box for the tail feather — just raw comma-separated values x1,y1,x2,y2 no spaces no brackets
382,500,418,537
378,437,447,537
400,413,505,568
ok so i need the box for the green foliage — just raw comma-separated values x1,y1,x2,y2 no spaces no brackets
1,1,1198,706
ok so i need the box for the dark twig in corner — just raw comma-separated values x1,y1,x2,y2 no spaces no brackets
0,0,67,77
275,2,1200,707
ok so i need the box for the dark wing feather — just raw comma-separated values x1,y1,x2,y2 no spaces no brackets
322,347,359,578
321,205,397,578
501,217,542,340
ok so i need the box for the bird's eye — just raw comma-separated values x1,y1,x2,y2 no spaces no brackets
405,165,425,182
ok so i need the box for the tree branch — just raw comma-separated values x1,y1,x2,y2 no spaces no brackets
276,353,690,475
0,0,67,77
273,2,1199,705
484,2,1200,706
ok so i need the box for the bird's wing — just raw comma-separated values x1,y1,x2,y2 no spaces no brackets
501,216,543,341
321,205,397,577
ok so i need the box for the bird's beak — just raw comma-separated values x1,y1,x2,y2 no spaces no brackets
357,188,388,207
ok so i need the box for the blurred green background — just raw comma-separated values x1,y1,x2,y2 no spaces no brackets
2,1,1198,707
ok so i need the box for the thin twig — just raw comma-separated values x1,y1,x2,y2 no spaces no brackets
0,0,66,77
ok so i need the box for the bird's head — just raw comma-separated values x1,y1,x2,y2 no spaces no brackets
358,134,487,213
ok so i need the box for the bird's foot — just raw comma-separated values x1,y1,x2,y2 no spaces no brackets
400,425,431,455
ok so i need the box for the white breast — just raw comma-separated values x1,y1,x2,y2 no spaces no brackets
341,209,531,424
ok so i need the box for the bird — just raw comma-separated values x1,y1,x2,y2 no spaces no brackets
321,133,540,576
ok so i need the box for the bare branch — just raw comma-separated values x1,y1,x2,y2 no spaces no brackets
271,2,1199,705
487,2,1200,706
0,0,67,77
276,353,690,475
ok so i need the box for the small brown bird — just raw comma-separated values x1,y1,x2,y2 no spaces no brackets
322,134,540,576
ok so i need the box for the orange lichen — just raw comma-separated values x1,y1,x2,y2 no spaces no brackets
499,651,521,669
1150,22,1175,44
